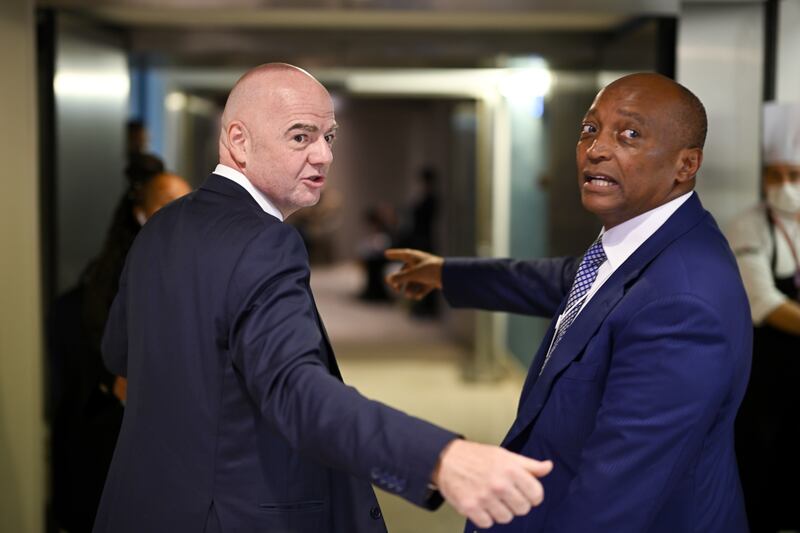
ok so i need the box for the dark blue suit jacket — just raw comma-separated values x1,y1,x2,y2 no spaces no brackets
94,174,456,533
444,194,751,533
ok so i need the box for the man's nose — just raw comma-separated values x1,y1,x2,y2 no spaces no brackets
309,137,333,166
585,136,611,161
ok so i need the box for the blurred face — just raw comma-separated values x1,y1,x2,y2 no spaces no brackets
764,163,800,215
135,173,192,224
764,163,800,188
576,78,698,229
243,79,337,218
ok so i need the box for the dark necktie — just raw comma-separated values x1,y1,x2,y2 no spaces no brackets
540,239,607,374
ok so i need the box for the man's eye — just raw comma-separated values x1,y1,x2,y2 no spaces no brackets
621,129,639,139
324,133,336,144
292,134,308,143
580,123,596,135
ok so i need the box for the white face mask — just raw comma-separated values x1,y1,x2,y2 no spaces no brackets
766,182,800,215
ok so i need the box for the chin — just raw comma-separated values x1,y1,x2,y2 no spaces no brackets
581,196,616,222
299,192,322,208
580,193,601,214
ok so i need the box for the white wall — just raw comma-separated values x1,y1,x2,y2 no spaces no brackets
677,1,764,224
777,0,800,102
0,0,45,531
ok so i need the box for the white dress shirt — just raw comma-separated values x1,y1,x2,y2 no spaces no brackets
574,191,695,317
213,164,284,221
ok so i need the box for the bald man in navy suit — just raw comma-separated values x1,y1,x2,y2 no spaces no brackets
94,63,552,533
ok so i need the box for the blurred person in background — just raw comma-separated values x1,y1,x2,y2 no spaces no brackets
357,205,395,302
387,73,751,532
93,63,553,533
50,157,191,533
727,101,800,533
126,119,152,160
288,186,344,264
397,166,440,318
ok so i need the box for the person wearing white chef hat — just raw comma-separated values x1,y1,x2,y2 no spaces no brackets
727,101,800,533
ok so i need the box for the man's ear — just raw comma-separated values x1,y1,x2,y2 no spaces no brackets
676,147,703,182
226,120,250,167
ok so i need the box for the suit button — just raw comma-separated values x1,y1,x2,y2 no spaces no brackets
370,506,382,520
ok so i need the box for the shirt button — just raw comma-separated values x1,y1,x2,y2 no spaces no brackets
370,506,382,520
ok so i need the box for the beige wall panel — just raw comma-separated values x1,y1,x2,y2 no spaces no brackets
0,0,45,531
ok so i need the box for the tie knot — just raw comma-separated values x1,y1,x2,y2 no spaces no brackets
583,239,606,268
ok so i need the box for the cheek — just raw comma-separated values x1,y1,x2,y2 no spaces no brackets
576,143,588,162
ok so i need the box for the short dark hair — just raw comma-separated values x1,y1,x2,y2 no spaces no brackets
673,83,708,150
127,120,145,133
125,153,164,189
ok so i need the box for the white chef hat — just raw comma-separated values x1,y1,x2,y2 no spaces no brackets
763,101,800,166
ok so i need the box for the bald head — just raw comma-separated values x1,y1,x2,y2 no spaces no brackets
602,73,707,150
219,63,330,158
216,62,337,218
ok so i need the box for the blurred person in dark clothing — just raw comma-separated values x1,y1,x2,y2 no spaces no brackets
727,102,800,532
50,160,191,533
402,166,439,252
126,120,149,159
357,206,395,302
399,166,440,317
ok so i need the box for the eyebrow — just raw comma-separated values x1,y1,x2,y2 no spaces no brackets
286,123,318,134
616,109,647,124
285,123,339,134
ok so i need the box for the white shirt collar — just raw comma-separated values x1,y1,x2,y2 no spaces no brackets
213,164,284,221
600,191,694,270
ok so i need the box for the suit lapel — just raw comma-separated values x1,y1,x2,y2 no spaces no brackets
502,194,710,447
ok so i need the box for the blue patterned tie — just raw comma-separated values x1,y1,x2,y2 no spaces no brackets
540,238,607,374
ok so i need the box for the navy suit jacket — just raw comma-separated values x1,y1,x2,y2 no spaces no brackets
94,174,456,533
444,194,751,533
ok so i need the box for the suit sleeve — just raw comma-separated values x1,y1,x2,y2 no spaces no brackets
544,294,733,532
227,223,457,508
441,256,579,317
101,258,129,377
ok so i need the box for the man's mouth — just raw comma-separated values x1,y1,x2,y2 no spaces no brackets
583,173,618,188
301,175,325,187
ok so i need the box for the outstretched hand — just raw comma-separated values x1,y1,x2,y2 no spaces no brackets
384,248,444,300
433,439,553,528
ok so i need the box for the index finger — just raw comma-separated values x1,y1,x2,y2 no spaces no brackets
384,248,419,263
